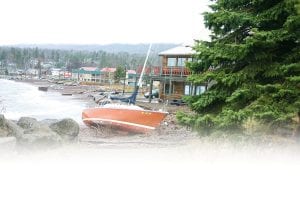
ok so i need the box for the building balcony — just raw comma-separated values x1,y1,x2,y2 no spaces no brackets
161,67,191,76
136,66,191,77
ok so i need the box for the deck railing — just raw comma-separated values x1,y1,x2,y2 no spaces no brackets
136,66,191,77
161,67,191,76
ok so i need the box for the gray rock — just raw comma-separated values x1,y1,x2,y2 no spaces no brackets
49,118,79,141
17,117,39,130
18,124,62,148
0,114,5,127
17,133,61,148
23,123,57,135
0,116,6,137
40,119,59,126
0,114,23,137
1,115,79,149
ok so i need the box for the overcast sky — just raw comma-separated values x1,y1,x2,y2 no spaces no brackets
0,0,211,45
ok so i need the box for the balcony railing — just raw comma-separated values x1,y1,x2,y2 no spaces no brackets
136,66,191,77
161,67,191,76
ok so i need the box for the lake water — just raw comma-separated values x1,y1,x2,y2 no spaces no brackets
0,79,88,123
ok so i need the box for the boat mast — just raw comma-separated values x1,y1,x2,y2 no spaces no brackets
112,44,151,105
137,43,152,87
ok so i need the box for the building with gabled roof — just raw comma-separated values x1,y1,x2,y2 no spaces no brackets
136,44,205,102
99,67,117,84
72,67,101,82
158,44,195,56
101,67,116,73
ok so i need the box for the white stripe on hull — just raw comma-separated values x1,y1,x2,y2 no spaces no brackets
83,117,156,130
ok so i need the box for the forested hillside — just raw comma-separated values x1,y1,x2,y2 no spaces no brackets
0,43,177,71
12,43,178,54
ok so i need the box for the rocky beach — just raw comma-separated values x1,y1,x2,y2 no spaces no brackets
0,78,201,152
1,79,300,200
1,78,300,154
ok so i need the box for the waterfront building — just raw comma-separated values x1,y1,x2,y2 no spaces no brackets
72,67,101,82
136,44,206,102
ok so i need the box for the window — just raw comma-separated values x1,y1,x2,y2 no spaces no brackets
177,58,186,67
184,85,190,95
164,83,174,94
167,58,176,67
195,86,206,95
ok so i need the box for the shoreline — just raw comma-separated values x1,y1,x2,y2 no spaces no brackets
10,78,200,147
3,78,299,150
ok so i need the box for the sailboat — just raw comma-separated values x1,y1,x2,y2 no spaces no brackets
82,44,168,133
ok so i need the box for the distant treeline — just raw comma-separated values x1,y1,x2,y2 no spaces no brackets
13,43,178,54
0,43,177,71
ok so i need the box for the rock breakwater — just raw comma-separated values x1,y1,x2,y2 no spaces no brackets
0,114,79,150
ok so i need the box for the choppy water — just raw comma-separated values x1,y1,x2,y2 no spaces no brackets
0,79,87,123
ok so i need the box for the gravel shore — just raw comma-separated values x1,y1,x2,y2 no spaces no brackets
3,80,299,200
13,79,200,148
11,78,300,150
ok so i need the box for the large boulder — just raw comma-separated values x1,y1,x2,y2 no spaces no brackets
18,124,62,148
17,133,61,148
0,114,23,137
0,114,4,127
40,119,59,126
17,117,40,130
1,115,79,149
49,118,79,141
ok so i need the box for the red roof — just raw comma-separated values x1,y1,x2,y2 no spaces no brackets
101,67,116,73
127,70,136,74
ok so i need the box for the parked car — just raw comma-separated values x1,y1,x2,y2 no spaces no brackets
144,89,159,99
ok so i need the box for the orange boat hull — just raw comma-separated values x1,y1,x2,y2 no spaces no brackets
82,107,168,133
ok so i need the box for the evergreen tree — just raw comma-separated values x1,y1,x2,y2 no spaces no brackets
178,0,300,134
114,66,126,83
36,60,42,79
